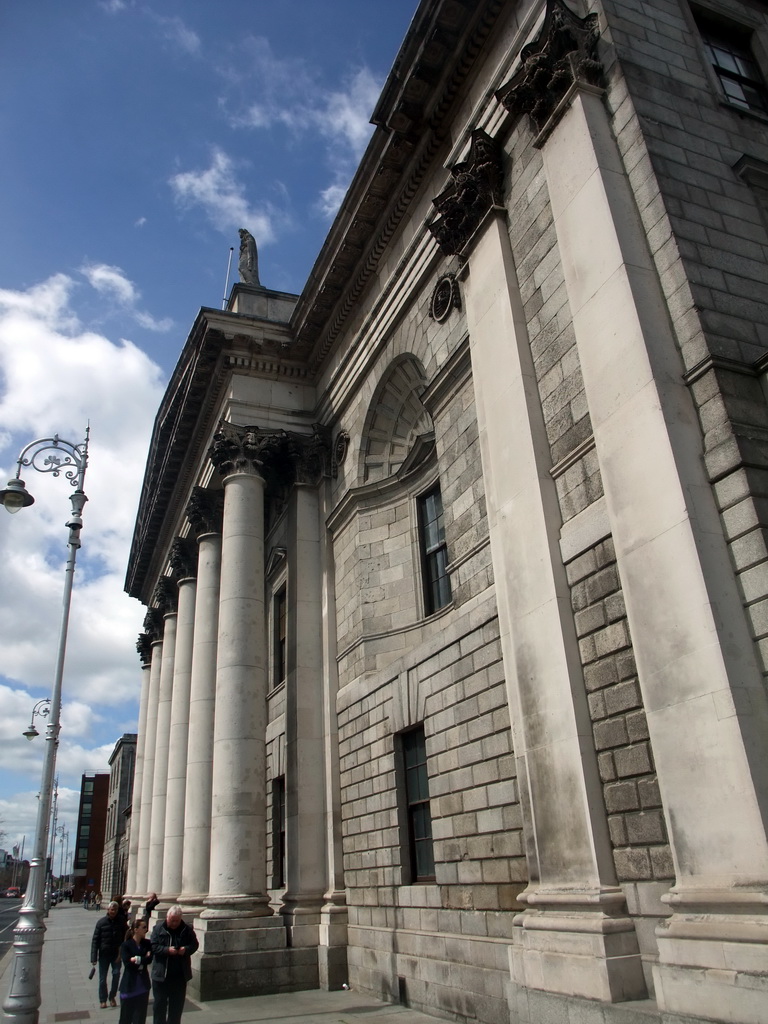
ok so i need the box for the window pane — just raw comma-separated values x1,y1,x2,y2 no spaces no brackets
418,486,451,614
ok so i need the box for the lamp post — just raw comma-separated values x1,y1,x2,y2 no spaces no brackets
22,700,50,742
1,430,89,1024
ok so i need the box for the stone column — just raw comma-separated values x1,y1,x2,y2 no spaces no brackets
281,440,328,951
161,539,197,903
134,609,163,897
147,578,177,900
194,424,285,1002
496,5,768,1019
318,481,347,990
179,489,223,914
125,634,152,899
432,128,644,1002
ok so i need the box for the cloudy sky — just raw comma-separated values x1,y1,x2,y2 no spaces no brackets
0,0,417,865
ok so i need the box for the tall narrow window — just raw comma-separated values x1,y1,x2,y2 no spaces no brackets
272,776,286,888
696,14,768,114
273,586,287,687
418,486,451,614
399,726,435,882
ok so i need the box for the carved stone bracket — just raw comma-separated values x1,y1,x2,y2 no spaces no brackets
169,536,198,581
153,575,178,615
142,607,163,643
428,129,504,256
496,0,602,134
136,631,153,666
186,487,224,538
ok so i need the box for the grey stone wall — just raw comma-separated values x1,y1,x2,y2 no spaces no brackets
566,536,673,884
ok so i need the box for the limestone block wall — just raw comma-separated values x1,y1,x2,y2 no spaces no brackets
339,610,522,1024
597,0,768,677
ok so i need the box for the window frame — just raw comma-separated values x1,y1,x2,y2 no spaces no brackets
692,5,768,116
417,484,452,616
271,775,286,889
396,725,436,884
272,582,287,690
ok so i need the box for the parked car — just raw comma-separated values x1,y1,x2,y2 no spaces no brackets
5,887,21,898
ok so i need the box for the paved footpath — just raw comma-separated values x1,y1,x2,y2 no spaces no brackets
0,903,445,1024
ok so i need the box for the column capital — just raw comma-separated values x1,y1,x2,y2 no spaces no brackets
169,536,197,581
495,0,602,134
209,421,331,488
153,575,178,615
136,632,153,667
186,487,224,538
428,129,504,256
142,606,163,643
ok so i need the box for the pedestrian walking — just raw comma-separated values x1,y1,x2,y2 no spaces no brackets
143,892,159,923
150,905,198,1024
118,919,152,1024
90,900,124,1008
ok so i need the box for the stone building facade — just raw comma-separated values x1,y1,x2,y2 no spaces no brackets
124,1,768,1022
100,733,137,900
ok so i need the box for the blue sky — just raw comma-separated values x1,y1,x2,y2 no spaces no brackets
0,0,417,864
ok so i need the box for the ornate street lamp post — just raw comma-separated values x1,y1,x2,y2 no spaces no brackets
1,430,89,1024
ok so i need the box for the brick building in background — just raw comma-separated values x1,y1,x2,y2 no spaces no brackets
72,772,109,902
123,1,768,1022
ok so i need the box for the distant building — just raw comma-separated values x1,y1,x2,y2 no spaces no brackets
100,734,137,900
72,771,109,901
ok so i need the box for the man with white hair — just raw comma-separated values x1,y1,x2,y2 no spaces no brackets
149,904,199,1024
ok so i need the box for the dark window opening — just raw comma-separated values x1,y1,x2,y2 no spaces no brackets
697,14,768,114
418,486,451,615
399,726,435,882
272,776,286,888
273,586,287,687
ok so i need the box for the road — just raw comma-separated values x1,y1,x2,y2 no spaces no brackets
0,898,21,962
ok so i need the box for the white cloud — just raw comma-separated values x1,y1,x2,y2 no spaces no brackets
79,263,173,333
0,274,166,843
149,13,201,56
223,39,381,220
169,148,276,242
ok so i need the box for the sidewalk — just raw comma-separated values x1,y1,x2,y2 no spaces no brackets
0,904,445,1024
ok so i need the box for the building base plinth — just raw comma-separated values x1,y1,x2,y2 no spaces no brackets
653,891,768,1024
510,892,647,1004
190,915,320,1001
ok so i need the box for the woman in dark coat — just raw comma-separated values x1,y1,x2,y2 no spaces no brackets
118,919,152,1024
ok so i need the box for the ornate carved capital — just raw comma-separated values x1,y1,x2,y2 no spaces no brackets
209,421,331,488
142,607,163,643
169,537,197,580
428,130,504,256
496,0,602,133
209,422,275,477
136,632,153,666
186,487,224,537
153,575,177,615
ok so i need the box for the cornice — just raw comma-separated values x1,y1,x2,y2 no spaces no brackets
125,302,300,602
291,0,506,374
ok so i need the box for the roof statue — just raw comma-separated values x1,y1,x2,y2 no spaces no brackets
238,228,261,287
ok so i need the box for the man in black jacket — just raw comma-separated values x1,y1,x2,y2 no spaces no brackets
90,900,124,1007
150,905,199,1024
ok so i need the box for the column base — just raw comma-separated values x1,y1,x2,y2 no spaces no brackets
281,892,324,948
510,887,647,1003
653,887,768,1024
200,892,273,918
191,915,321,1000
318,894,348,990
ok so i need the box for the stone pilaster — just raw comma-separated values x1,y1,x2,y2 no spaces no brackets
281,455,327,956
179,490,223,914
496,3,768,1018
125,635,152,899
147,578,177,900
161,539,197,903
440,120,644,1001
